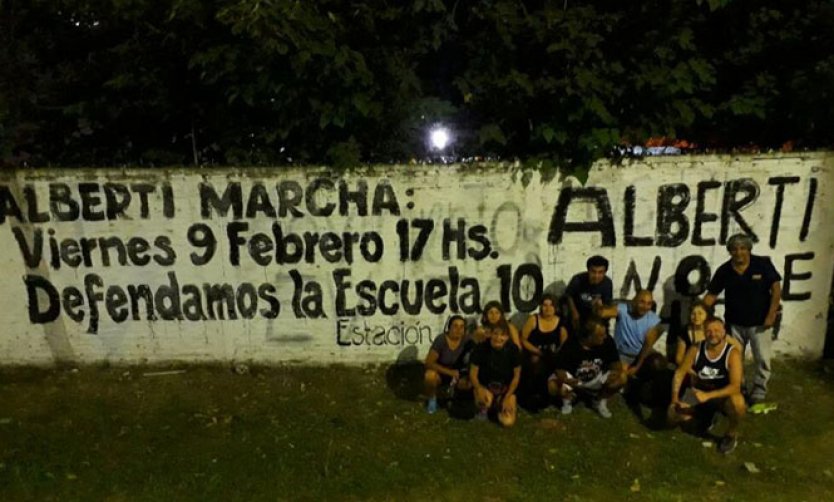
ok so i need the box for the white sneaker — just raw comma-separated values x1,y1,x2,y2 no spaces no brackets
561,400,573,415
593,399,612,419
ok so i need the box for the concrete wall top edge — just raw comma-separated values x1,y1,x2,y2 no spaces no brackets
1,151,831,181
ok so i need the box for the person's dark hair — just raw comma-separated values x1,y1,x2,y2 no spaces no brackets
705,316,725,328
688,299,714,320
481,300,509,332
539,293,558,309
580,316,607,341
586,255,609,271
445,314,465,333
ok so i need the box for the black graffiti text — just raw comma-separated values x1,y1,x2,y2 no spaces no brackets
620,252,815,302
549,177,817,248
199,179,400,219
332,266,481,317
0,182,174,224
442,218,493,261
24,272,281,334
13,227,176,270
336,318,433,347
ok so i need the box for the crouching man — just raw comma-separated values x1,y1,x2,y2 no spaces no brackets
547,317,627,418
669,317,746,454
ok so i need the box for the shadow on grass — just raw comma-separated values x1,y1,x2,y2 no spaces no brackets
623,369,675,431
384,347,479,419
384,346,423,402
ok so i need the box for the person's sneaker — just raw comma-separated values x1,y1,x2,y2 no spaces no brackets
476,407,489,421
718,435,738,455
593,399,612,419
747,395,765,409
560,400,573,415
426,398,438,414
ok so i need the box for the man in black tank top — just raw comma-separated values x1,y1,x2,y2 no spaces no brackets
669,318,746,455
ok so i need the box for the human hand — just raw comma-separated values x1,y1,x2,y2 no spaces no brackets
763,311,777,328
693,389,709,404
672,398,689,411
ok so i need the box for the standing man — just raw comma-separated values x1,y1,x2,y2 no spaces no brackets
566,255,614,331
669,317,746,454
704,233,781,405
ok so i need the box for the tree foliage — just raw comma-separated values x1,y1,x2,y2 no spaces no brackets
1,0,832,169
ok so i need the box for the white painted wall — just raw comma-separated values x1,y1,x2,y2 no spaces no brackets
1,153,832,365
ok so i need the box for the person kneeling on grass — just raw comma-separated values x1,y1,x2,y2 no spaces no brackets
424,315,475,414
547,317,627,418
669,317,746,455
470,324,522,427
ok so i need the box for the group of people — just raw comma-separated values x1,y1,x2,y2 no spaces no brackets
423,233,782,455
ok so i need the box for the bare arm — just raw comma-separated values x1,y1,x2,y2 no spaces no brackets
558,326,568,346
763,281,781,328
470,364,483,392
632,325,664,372
596,304,618,319
696,348,743,402
567,297,580,328
671,346,698,405
554,369,578,387
609,360,625,376
424,349,459,379
674,335,687,367
520,315,541,355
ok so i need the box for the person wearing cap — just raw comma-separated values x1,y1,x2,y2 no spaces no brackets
704,233,781,405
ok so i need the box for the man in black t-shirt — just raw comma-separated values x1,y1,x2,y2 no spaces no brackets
470,325,522,427
566,255,614,331
548,317,626,418
704,233,781,404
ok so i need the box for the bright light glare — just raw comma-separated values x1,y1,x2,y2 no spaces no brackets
430,127,450,150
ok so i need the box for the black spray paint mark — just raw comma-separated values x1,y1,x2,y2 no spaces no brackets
656,183,691,247
623,186,652,246
619,256,662,297
800,178,817,242
782,252,814,301
692,181,721,246
720,178,759,244
548,187,615,246
768,176,800,248
673,255,711,296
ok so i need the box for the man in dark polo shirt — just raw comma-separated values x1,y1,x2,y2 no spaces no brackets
704,233,781,404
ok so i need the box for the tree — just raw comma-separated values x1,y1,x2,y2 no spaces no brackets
1,0,832,171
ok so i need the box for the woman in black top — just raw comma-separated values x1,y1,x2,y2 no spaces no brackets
675,300,740,369
520,294,568,402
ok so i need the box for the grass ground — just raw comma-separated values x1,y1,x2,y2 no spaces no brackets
1,359,833,501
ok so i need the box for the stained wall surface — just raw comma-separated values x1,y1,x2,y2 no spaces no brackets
1,153,831,365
